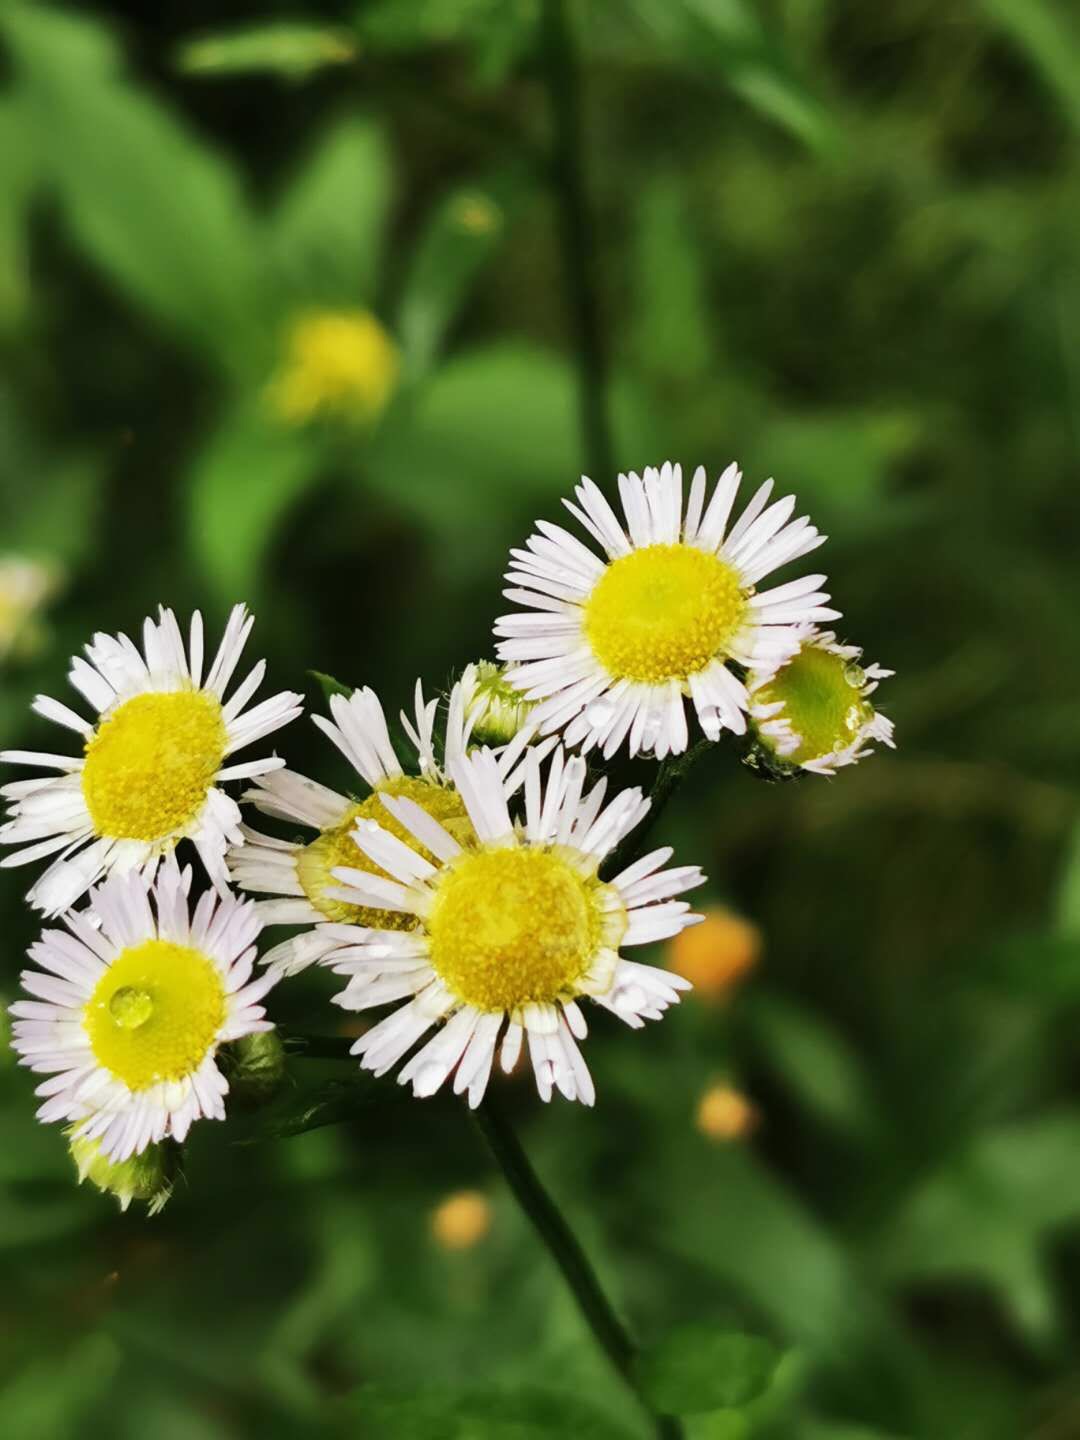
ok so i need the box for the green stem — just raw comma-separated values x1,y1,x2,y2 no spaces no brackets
602,740,713,881
540,0,615,483
473,1095,683,1440
282,1032,356,1062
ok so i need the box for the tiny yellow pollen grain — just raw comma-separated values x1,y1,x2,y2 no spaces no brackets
268,309,400,427
84,940,226,1091
431,1189,493,1251
584,544,747,685
696,1084,758,1143
82,690,226,843
297,776,474,928
669,905,761,1002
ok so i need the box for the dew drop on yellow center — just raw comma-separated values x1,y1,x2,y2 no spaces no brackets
427,847,610,1013
81,691,227,843
84,939,226,1091
296,776,474,928
583,543,747,684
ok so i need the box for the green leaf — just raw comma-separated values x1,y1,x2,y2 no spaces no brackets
1056,818,1080,936
310,670,354,704
0,99,36,332
348,1384,636,1439
747,993,876,1139
186,403,327,603
269,117,392,307
397,176,517,379
237,1075,397,1143
631,176,711,382
2,4,262,370
176,23,358,80
636,1326,782,1416
980,0,1080,134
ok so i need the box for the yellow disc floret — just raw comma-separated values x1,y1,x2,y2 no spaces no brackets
84,940,226,1091
584,544,747,684
297,776,474,927
427,846,613,1013
756,645,874,765
82,691,227,843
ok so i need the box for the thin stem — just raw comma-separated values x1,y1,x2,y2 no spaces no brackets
601,740,713,881
473,1095,682,1440
540,0,615,484
282,1032,356,1062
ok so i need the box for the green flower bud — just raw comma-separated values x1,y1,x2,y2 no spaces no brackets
220,1030,287,1109
746,629,895,778
462,661,535,747
67,1130,175,1216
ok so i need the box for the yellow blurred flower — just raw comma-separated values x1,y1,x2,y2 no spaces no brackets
268,309,400,426
453,193,502,236
0,555,61,663
668,904,760,1001
695,1084,758,1143
430,1189,493,1251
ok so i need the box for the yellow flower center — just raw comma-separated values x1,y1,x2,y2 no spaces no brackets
584,544,747,684
757,645,873,764
427,846,614,1013
84,939,226,1091
296,776,474,928
82,691,227,843
269,309,400,426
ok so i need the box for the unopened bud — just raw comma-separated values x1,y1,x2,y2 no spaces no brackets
68,1130,175,1215
221,1030,286,1108
462,661,535,747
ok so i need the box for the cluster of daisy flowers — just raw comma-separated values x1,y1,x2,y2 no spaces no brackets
2,462,893,1208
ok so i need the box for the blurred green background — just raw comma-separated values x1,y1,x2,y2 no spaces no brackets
3,1,1080,1436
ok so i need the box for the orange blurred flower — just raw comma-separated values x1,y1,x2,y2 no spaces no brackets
695,1084,759,1143
668,905,760,1000
430,1189,493,1251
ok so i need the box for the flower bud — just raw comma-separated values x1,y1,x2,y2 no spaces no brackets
68,1130,175,1215
220,1030,287,1109
0,554,61,664
669,906,760,1001
462,661,535,747
746,629,895,778
430,1189,493,1251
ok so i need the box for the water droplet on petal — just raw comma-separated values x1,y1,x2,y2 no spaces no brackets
585,700,616,730
843,661,866,690
109,986,153,1030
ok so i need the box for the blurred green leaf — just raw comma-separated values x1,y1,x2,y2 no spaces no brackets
349,1383,637,1439
636,1326,782,1416
269,117,392,308
397,178,516,379
0,1334,119,1440
2,3,262,369
981,0,1080,134
0,100,35,332
355,0,534,84
1056,817,1080,936
186,404,326,603
177,23,358,80
747,993,877,1139
631,177,711,383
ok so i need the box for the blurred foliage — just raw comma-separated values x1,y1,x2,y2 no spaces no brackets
1,0,1079,1436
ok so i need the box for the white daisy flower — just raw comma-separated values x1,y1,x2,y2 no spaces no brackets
747,628,896,776
9,860,276,1162
227,678,542,978
494,461,839,760
316,743,704,1109
0,604,303,916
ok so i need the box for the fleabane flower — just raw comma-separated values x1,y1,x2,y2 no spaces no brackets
227,679,540,978
318,744,704,1109
746,628,895,777
9,862,276,1162
459,660,535,747
267,309,400,426
494,461,838,759
0,605,303,916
